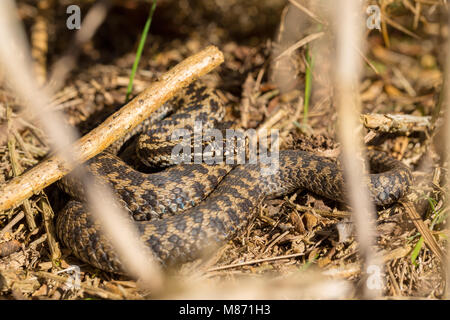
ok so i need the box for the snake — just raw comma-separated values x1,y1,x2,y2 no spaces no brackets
55,81,413,274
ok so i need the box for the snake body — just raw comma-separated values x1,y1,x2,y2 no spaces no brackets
56,82,412,273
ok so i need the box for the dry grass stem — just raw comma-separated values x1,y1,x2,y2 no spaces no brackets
0,211,24,239
400,201,445,263
382,14,421,40
333,0,381,298
274,31,325,61
6,135,37,231
38,198,61,262
444,10,450,298
206,252,306,272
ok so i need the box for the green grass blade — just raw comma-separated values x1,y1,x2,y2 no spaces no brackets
411,236,424,266
125,0,157,102
303,45,314,125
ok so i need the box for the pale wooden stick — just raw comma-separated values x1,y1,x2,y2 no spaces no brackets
444,10,450,300
0,45,224,212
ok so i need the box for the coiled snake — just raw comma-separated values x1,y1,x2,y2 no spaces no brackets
55,81,413,273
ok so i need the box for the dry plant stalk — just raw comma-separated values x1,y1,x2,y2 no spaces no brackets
401,201,445,263
444,10,450,300
332,0,382,298
31,0,51,85
0,45,224,212
287,0,326,25
274,31,325,61
0,211,24,238
6,119,37,230
38,198,61,262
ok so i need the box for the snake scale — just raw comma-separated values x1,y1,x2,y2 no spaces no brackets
55,81,413,274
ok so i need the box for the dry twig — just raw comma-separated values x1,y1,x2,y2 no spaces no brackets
206,252,306,272
0,46,224,212
287,0,326,25
274,32,325,61
361,113,433,133
38,198,61,262
6,106,37,231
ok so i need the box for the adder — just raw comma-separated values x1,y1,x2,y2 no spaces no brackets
56,81,412,273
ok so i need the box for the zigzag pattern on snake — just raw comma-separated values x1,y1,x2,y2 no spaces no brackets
55,81,413,273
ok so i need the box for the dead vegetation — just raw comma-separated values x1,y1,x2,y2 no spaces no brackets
0,0,448,299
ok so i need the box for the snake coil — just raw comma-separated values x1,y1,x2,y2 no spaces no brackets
56,82,412,273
